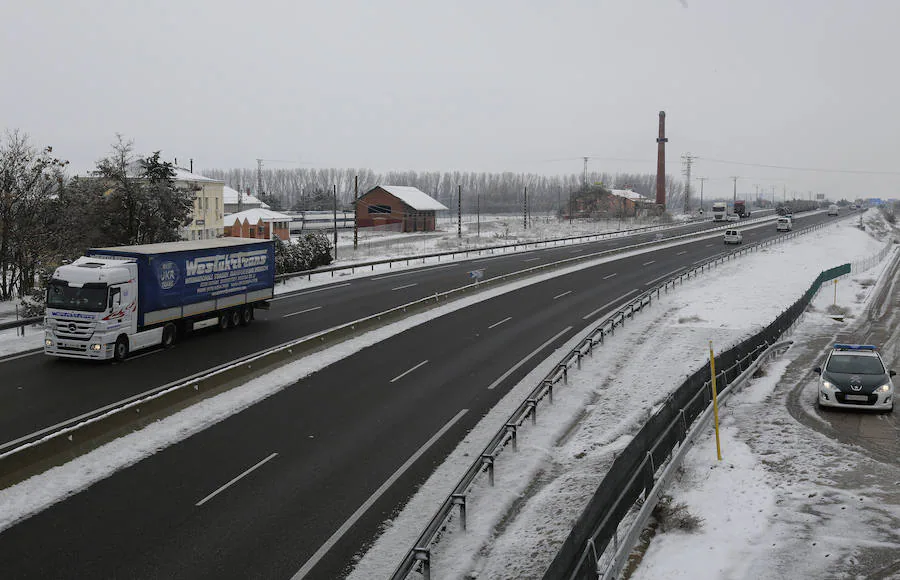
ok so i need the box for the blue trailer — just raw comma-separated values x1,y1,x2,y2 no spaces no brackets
44,238,276,361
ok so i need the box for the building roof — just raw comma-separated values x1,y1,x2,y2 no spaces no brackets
224,208,292,226
223,186,270,209
370,185,448,211
609,189,652,202
171,167,223,183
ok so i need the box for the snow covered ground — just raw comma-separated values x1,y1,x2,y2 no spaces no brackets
2,210,896,580
345,209,899,579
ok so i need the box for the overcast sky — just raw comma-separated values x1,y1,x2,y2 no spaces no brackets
3,0,899,201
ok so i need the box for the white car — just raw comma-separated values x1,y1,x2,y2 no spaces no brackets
827,204,839,216
776,217,792,231
723,229,743,244
726,213,740,222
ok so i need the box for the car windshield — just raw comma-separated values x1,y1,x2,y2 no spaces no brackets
46,282,108,313
826,354,885,375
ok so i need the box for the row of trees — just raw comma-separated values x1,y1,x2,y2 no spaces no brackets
0,131,196,300
203,167,688,215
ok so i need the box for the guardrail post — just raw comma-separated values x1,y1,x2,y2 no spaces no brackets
451,494,467,531
545,380,554,404
413,548,431,580
527,399,537,425
481,454,495,486
505,423,518,452
558,364,568,384
576,351,582,369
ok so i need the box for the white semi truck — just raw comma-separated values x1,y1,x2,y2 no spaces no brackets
43,238,276,361
712,202,728,221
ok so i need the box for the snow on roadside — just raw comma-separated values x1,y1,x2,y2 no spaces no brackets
346,211,894,579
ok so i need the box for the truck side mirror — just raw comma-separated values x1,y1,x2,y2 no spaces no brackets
891,370,896,377
813,367,821,374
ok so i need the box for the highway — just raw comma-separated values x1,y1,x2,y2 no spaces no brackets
0,210,839,579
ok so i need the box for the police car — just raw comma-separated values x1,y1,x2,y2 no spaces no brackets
814,344,895,412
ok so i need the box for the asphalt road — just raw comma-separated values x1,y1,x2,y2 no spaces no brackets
1,210,843,580
0,214,769,448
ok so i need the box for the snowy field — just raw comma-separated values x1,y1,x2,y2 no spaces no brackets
1,210,896,580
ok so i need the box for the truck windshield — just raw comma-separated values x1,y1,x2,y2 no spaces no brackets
47,282,108,313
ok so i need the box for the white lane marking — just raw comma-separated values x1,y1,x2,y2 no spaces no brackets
196,452,278,507
370,264,454,281
602,273,618,280
0,350,44,363
705,244,713,247
291,409,469,580
488,316,512,329
642,260,655,266
523,257,541,262
390,360,429,383
553,290,573,300
676,250,687,256
129,349,163,361
570,249,584,254
471,255,507,264
283,306,323,319
582,289,640,320
391,283,418,291
644,267,686,286
270,283,351,302
487,326,573,390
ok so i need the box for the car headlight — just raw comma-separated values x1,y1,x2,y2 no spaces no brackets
820,381,836,391
874,384,892,393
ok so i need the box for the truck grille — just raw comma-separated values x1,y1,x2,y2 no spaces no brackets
50,318,96,340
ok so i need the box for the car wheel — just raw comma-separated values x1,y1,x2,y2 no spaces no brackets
162,323,177,348
114,336,129,361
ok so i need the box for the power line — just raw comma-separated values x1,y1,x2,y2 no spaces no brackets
695,156,900,176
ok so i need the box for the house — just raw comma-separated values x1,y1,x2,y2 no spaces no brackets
172,168,225,240
223,185,270,214
224,208,292,240
356,185,448,232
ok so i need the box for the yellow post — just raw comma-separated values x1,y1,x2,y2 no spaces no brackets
708,340,723,460
833,279,837,305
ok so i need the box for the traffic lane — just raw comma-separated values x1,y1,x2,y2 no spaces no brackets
0,211,828,445
0,263,620,578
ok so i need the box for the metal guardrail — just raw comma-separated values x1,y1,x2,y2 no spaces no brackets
0,316,41,333
274,212,779,283
387,213,837,579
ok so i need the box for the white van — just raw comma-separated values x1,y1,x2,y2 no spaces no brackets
723,229,743,244
828,204,840,216
776,217,793,231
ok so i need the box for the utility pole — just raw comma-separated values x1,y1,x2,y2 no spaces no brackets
754,184,760,205
730,176,739,208
696,177,707,214
332,184,338,261
681,152,694,214
353,175,358,251
523,186,528,229
457,185,462,239
583,157,589,189
477,190,480,237
557,188,561,220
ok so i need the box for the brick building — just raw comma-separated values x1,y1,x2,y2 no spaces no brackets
224,208,291,240
356,186,447,232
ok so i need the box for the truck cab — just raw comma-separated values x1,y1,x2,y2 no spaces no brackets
44,257,140,360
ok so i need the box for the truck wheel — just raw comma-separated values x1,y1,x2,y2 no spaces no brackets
240,305,253,326
162,323,177,348
113,336,129,361
229,309,241,328
218,312,230,330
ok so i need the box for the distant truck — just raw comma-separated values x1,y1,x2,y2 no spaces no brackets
712,202,728,221
733,200,751,218
44,238,276,361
